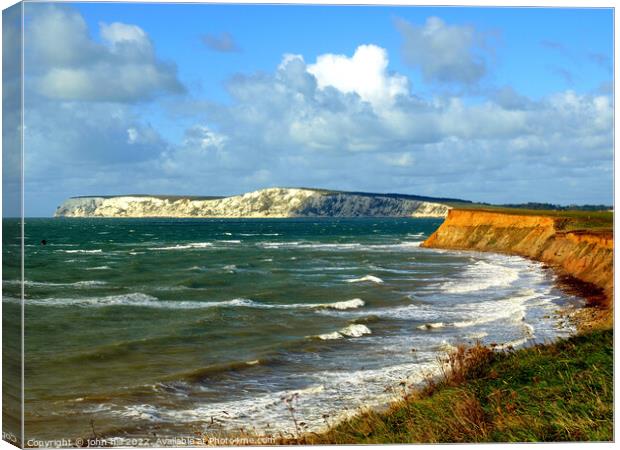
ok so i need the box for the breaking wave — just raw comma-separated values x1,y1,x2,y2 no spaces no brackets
314,323,372,340
18,293,365,311
439,260,520,294
148,243,213,251
346,275,384,284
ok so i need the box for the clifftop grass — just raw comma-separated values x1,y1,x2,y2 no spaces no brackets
307,328,612,444
450,206,613,232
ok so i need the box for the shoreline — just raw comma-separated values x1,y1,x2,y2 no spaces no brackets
198,235,611,445
60,210,611,445
421,208,613,324
300,209,613,444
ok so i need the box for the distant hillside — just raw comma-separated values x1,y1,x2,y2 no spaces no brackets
293,188,473,205
57,188,451,218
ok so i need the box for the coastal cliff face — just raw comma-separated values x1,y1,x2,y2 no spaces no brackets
55,188,451,218
422,209,613,306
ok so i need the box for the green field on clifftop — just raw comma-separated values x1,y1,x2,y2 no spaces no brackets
451,206,613,232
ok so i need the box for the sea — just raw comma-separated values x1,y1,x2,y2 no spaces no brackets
2,217,581,443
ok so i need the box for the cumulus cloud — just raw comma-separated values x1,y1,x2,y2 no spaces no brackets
396,17,488,85
160,47,612,205
202,32,241,53
26,4,184,102
19,8,612,214
307,45,409,108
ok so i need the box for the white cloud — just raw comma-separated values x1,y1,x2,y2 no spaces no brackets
307,45,409,109
26,4,184,102
396,16,488,85
100,22,149,47
19,8,612,214
159,49,611,204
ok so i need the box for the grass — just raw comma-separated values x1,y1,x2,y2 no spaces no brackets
305,328,613,444
447,205,613,232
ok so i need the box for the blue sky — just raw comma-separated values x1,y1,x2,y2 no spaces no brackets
3,3,613,215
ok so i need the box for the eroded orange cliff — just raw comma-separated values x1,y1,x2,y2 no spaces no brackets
422,209,613,308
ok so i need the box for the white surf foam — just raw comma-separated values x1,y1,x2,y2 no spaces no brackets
320,298,365,310
60,249,103,254
21,293,365,312
85,266,111,270
346,275,384,284
4,279,108,287
315,331,344,340
148,242,213,250
495,337,529,350
340,324,372,337
314,323,372,340
439,259,520,294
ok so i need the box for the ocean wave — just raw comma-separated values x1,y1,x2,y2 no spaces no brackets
439,259,520,294
345,275,384,284
116,382,327,428
315,331,343,340
18,293,365,311
413,289,543,330
450,291,540,328
259,241,302,248
21,293,159,307
218,240,242,244
340,323,372,337
314,323,372,340
170,358,272,383
72,280,108,287
467,332,488,340
367,241,423,251
148,242,213,250
368,265,417,274
417,322,445,330
85,266,111,270
59,249,103,254
407,232,425,238
495,337,530,350
319,298,364,310
257,241,422,252
3,279,107,288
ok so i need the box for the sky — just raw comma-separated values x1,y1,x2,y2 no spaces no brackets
2,2,614,216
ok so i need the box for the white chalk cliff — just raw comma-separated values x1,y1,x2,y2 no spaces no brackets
55,188,451,218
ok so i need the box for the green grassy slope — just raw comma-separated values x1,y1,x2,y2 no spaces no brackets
309,329,612,444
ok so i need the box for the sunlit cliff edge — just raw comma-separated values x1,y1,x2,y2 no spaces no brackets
422,209,613,313
54,188,451,218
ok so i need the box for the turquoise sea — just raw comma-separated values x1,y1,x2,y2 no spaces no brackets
2,218,579,442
